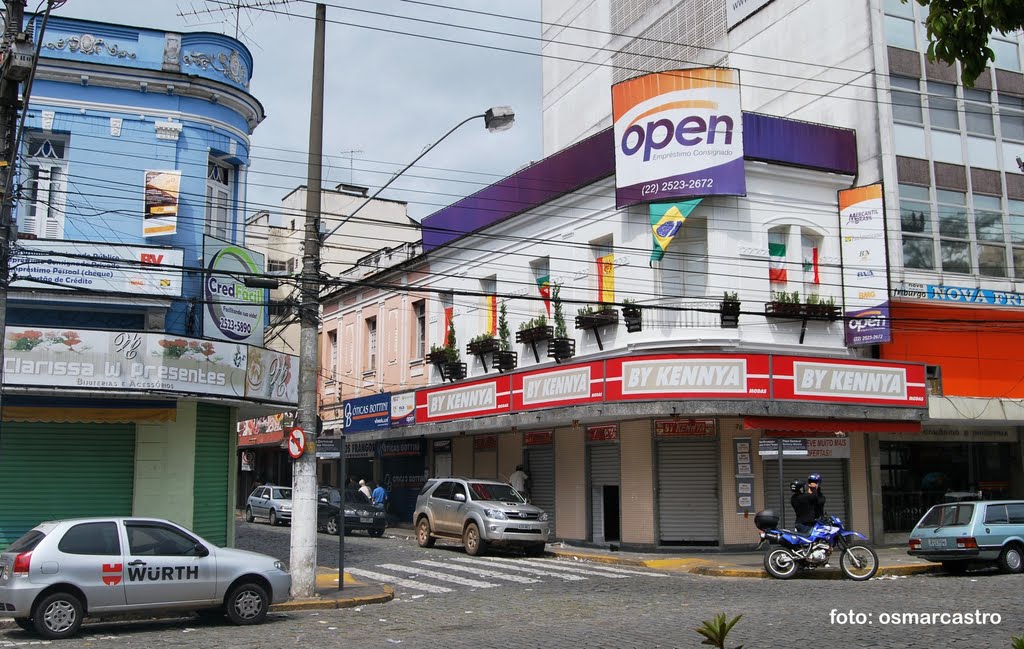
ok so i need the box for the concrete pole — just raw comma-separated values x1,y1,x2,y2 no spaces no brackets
289,1,326,599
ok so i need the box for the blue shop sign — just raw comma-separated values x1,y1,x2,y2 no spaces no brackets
343,392,391,433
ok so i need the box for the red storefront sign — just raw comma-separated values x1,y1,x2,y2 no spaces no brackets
473,435,498,451
604,354,770,401
524,430,553,446
512,362,604,410
771,356,926,407
654,418,717,437
415,376,511,423
586,424,618,442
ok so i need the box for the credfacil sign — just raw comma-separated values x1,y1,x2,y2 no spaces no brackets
612,68,745,208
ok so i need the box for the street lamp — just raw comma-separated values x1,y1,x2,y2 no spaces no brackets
289,102,515,598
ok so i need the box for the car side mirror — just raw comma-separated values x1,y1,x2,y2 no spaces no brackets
454,493,466,502
194,543,209,558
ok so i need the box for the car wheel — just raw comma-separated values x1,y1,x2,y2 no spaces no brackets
269,509,278,526
525,543,546,557
245,507,255,523
13,617,33,632
369,528,384,538
325,517,339,535
416,518,435,548
942,561,969,575
998,544,1024,574
463,522,488,556
32,591,83,640
225,581,269,626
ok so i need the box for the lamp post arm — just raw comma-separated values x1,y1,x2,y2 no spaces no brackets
319,112,485,244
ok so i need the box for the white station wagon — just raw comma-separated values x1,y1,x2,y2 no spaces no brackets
0,517,291,639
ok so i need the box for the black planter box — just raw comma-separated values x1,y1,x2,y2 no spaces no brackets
547,337,576,362
426,350,453,365
516,325,554,344
575,309,619,330
467,338,500,356
720,301,740,328
804,304,840,321
442,361,467,381
764,302,803,318
493,350,518,372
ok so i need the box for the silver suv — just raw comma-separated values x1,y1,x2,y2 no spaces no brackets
413,478,549,556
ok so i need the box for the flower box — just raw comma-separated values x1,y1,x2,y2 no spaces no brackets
442,361,467,382
575,309,619,330
493,350,518,373
467,338,500,356
764,302,803,319
547,337,576,362
515,325,554,344
720,301,741,329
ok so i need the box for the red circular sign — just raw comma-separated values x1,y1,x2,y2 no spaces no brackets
287,427,306,459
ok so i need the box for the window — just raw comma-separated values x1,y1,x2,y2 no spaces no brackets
529,257,551,320
992,38,1021,72
206,160,233,241
126,524,200,556
58,522,120,555
964,88,994,136
328,330,338,379
1010,199,1024,279
937,189,970,273
985,504,1009,524
884,15,916,50
1008,503,1024,524
268,259,288,273
6,530,45,553
800,231,823,295
413,300,426,360
592,238,615,303
927,82,959,131
918,504,974,528
975,194,1007,277
366,316,377,372
1000,94,1024,141
900,184,932,269
286,258,296,274
891,77,923,124
269,300,290,318
432,481,454,500
19,134,68,239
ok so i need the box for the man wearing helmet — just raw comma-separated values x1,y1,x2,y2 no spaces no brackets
790,473,826,534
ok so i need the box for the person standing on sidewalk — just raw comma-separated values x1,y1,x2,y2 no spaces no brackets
371,481,388,508
510,465,529,499
358,479,372,501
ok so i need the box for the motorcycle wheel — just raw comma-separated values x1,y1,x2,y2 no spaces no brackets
840,544,879,581
764,548,799,579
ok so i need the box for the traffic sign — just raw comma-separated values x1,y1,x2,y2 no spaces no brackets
287,427,306,459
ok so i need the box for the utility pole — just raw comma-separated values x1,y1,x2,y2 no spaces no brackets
289,1,325,599
0,0,28,421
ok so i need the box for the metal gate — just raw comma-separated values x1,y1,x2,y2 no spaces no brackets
194,403,231,546
762,458,848,528
656,437,720,545
588,444,620,543
525,446,555,538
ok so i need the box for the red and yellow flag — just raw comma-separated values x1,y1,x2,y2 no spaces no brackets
485,295,497,334
597,254,615,304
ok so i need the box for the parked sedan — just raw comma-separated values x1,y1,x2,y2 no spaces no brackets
316,487,386,537
244,485,292,526
908,500,1024,574
0,517,290,639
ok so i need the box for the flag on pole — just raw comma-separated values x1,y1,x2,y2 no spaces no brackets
485,294,497,334
597,253,615,304
768,232,788,283
443,306,453,342
649,199,702,264
536,275,551,316
802,242,820,285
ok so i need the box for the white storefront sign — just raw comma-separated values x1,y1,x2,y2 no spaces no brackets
10,241,184,296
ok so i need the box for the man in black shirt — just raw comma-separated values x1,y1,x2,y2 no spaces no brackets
791,473,825,534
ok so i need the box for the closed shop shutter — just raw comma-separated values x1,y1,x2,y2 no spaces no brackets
0,422,135,549
525,447,555,538
474,450,497,479
193,403,231,546
588,444,620,542
763,458,848,527
656,437,719,545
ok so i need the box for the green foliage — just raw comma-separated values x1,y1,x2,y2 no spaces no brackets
1011,633,1024,649
497,301,511,352
576,304,596,317
694,613,743,649
772,291,801,304
806,294,836,307
723,291,739,304
622,297,636,306
552,282,568,338
518,313,548,332
904,0,1024,86
469,332,495,344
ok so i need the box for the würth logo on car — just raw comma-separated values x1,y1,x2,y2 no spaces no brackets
127,566,199,582
101,563,123,586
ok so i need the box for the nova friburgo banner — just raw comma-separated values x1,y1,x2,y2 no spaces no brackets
838,183,891,346
612,68,744,209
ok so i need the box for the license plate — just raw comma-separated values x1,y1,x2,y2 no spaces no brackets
517,524,532,530
927,538,948,548
360,517,373,524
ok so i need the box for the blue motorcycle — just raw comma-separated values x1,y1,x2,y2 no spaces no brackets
754,509,879,580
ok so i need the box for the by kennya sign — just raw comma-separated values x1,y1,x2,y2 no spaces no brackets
612,68,745,208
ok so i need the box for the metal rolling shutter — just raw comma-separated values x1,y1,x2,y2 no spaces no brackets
656,438,720,545
0,423,135,549
588,445,620,541
525,447,555,538
763,459,848,527
193,403,231,546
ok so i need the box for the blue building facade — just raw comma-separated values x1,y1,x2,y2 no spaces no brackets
0,16,297,549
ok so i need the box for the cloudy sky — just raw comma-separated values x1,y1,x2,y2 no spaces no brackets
58,0,542,221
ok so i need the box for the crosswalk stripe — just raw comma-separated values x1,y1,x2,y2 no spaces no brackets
489,557,629,578
413,559,541,584
377,563,498,589
449,556,588,581
345,568,453,593
562,563,669,577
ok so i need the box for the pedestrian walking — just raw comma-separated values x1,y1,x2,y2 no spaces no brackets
358,479,372,501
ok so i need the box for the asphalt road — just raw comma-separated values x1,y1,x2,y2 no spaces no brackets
3,521,1021,648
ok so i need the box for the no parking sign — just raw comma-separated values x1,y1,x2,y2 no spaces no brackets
287,427,306,459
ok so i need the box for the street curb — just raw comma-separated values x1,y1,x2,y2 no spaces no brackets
271,585,395,611
688,564,942,579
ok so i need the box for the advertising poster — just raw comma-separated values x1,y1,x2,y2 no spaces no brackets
343,392,391,433
10,241,184,296
612,68,744,208
244,347,298,405
203,237,266,346
143,170,181,237
838,183,891,346
390,391,416,427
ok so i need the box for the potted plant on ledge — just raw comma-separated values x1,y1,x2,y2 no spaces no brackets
467,332,499,356
493,301,517,372
515,313,552,344
548,282,576,363
574,304,619,330
764,291,803,318
429,317,465,382
622,298,642,332
804,294,839,321
720,292,740,328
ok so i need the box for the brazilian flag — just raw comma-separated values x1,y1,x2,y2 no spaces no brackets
650,199,702,264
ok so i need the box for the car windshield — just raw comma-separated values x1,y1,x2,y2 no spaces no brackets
468,482,525,503
6,529,45,553
272,488,292,500
918,503,974,528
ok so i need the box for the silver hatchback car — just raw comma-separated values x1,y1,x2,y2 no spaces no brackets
413,478,549,556
244,485,293,526
0,517,291,639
